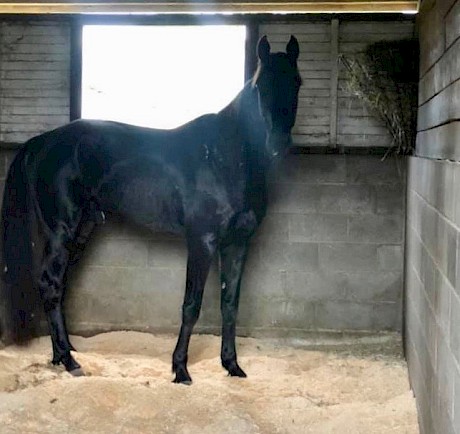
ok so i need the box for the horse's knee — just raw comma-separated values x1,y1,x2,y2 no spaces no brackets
182,303,201,326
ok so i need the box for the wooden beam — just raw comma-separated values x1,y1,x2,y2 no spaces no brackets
329,18,338,147
0,1,419,14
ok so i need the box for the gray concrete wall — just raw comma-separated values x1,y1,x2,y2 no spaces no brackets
405,0,460,433
59,153,405,336
0,150,406,335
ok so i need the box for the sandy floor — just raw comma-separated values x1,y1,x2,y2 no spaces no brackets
0,331,418,434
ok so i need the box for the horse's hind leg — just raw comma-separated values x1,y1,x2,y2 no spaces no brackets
39,225,83,375
219,241,248,378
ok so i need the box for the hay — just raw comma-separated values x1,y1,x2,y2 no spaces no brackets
340,39,419,156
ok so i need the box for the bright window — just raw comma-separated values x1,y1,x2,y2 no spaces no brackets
81,25,246,129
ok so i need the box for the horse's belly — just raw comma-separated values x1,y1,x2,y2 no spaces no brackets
99,167,184,235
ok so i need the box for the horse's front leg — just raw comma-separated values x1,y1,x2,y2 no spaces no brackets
219,240,249,378
172,233,217,385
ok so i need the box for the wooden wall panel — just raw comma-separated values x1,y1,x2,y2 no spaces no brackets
0,20,70,144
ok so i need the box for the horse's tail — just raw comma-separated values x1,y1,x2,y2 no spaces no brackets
0,146,40,345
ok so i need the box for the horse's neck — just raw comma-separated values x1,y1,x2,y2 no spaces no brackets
221,83,269,219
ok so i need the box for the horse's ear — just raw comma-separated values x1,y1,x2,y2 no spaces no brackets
286,35,299,63
257,35,270,63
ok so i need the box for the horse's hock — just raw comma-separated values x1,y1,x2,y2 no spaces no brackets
52,153,404,337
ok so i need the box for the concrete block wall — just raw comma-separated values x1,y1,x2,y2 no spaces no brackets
63,153,406,336
405,0,460,433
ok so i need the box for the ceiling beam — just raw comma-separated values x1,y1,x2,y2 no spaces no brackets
0,1,419,14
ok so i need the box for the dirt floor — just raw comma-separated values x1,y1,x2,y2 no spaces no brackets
0,331,418,434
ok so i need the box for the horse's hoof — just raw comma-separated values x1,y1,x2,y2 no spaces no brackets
172,378,192,386
69,367,85,377
224,361,247,378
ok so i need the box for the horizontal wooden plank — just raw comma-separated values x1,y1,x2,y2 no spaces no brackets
0,61,69,71
337,134,392,147
416,121,460,160
296,115,330,127
298,60,331,71
298,96,330,108
2,105,70,115
259,23,330,35
294,125,330,134
0,88,69,98
0,97,69,108
2,22,69,37
260,33,330,43
0,114,70,124
0,69,67,80
2,79,69,90
0,122,68,133
338,124,388,135
299,88,330,97
418,79,460,131
419,37,460,104
339,22,414,35
269,42,330,54
339,31,414,43
299,79,330,90
298,70,330,79
0,132,37,143
292,134,330,146
1,42,68,55
2,34,69,46
297,106,330,117
297,52,331,61
339,116,385,128
2,53,69,62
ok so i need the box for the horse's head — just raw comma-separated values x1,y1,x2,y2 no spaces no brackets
253,35,301,158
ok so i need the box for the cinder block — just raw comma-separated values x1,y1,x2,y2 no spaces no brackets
83,237,149,268
288,213,348,242
454,367,460,434
251,240,319,272
314,300,374,330
241,267,284,297
319,243,378,271
372,301,401,330
318,184,374,214
271,298,316,329
346,155,404,185
450,292,460,366
348,215,403,243
436,332,455,422
147,239,187,269
275,154,347,184
253,213,289,241
406,226,423,281
377,245,404,270
268,182,319,214
344,271,402,302
284,270,348,300
375,184,405,215
122,267,185,298
434,270,453,341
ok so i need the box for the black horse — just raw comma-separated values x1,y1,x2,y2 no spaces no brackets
0,35,301,384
